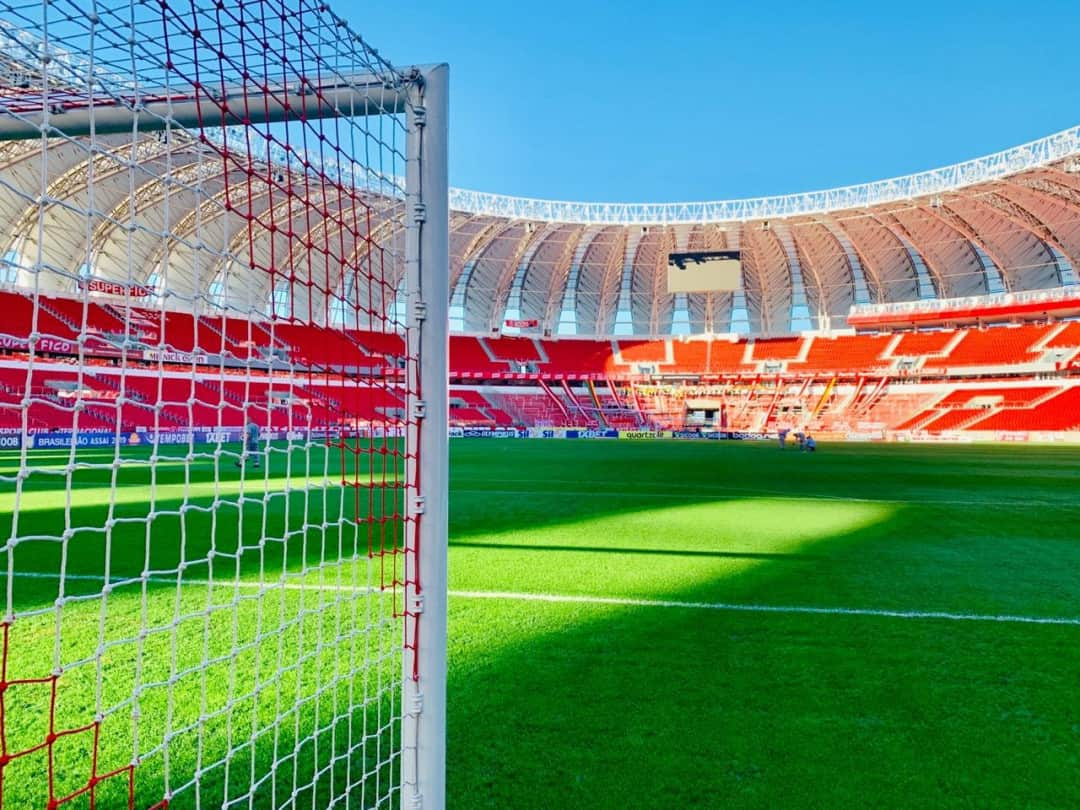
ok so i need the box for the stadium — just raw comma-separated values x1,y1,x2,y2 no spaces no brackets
0,0,1079,808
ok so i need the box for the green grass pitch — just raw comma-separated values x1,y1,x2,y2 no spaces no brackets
2,438,1080,807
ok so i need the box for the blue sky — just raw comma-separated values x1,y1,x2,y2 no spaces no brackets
344,0,1080,203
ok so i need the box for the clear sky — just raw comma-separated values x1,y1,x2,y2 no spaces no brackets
343,0,1080,204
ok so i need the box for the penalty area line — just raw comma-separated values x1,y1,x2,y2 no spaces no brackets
448,590,1080,627
11,572,1080,627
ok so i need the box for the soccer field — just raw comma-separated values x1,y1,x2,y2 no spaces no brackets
447,439,1080,808
3,438,1080,807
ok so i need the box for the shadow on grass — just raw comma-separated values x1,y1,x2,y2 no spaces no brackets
450,539,828,562
443,511,1080,808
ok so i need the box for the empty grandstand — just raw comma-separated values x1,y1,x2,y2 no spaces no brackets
0,89,1078,441
5,291,1080,440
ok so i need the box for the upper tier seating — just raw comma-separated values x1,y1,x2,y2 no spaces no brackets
42,296,127,334
792,335,892,374
486,336,541,362
450,336,507,375
922,324,1048,368
354,330,406,359
1045,321,1080,349
891,330,956,356
750,337,803,361
0,291,78,342
616,340,668,365
669,340,708,373
218,315,280,352
537,340,614,376
708,340,750,373
275,323,381,370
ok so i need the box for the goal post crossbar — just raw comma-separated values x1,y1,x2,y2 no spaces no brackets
0,66,447,139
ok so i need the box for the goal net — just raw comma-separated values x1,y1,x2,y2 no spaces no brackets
0,1,447,808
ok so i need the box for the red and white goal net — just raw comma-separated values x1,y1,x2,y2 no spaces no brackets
0,1,447,807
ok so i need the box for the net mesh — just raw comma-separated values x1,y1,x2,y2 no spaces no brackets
0,1,418,807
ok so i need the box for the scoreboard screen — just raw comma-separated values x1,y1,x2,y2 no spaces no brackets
667,250,742,293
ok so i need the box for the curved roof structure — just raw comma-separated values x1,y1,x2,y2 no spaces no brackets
0,107,1077,339
443,126,1080,337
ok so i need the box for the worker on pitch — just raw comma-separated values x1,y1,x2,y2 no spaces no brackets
236,414,262,469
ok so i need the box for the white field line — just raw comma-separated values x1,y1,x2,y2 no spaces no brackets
449,590,1080,626
10,571,1080,627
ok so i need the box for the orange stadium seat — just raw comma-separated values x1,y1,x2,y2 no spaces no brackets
919,408,985,432
923,324,1048,368
450,336,508,375
792,335,891,373
891,330,957,356
708,340,749,373
966,387,1080,432
1045,321,1080,348
487,336,542,362
750,337,804,361
537,339,614,376
617,340,668,364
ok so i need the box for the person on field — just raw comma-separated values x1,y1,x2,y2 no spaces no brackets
236,416,262,469
805,434,817,453
778,426,789,449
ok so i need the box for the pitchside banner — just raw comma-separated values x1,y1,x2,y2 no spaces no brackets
668,430,773,441
450,428,768,441
141,349,211,364
79,277,154,297
0,335,75,353
460,427,526,439
450,427,619,439
449,427,523,439
9,428,1076,448
24,428,336,449
32,431,134,449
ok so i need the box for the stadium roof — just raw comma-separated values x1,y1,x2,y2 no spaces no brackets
451,127,1080,226
0,49,1077,338
446,125,1080,336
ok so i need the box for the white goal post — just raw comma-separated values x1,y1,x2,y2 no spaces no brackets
403,63,450,810
0,2,448,808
